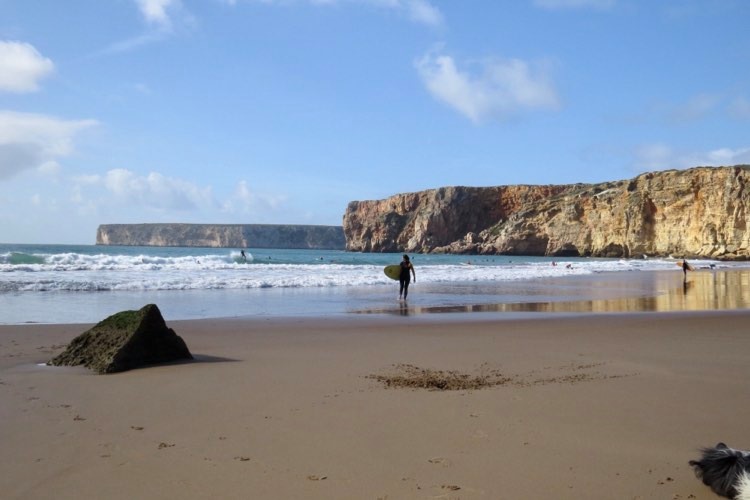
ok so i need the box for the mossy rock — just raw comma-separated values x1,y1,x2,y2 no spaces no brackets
49,304,192,374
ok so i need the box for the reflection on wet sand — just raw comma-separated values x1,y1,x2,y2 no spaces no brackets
355,269,750,316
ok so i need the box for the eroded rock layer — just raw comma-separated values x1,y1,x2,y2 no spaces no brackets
343,166,750,259
97,223,345,249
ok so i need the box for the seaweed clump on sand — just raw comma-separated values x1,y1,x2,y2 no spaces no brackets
368,363,513,391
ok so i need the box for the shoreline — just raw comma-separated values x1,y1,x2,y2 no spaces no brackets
4,267,750,325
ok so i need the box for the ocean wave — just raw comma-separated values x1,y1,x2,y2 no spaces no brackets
0,260,733,293
2,252,46,265
0,245,739,293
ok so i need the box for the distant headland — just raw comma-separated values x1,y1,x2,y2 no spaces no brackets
96,223,345,250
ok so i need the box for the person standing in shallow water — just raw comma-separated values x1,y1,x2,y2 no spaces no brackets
399,254,416,301
682,258,689,283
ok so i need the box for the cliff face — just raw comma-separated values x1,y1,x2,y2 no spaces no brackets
343,166,750,259
96,224,345,250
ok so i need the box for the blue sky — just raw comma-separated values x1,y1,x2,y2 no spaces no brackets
1,0,749,244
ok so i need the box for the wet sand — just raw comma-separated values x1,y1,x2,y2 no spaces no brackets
2,272,750,499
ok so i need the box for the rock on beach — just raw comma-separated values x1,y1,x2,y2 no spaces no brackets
48,304,192,374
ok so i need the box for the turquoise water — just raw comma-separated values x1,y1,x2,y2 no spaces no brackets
0,243,740,324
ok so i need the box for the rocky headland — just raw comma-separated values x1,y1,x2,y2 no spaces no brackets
97,223,345,249
343,165,750,259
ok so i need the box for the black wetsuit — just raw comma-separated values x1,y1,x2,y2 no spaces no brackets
399,261,412,299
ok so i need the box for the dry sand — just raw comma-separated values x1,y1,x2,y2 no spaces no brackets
2,309,749,499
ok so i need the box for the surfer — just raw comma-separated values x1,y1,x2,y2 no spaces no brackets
399,254,416,301
240,250,247,262
682,258,689,283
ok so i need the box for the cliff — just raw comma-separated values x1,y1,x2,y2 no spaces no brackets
343,166,750,259
96,223,345,249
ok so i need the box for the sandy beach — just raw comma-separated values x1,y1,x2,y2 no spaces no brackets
2,299,749,499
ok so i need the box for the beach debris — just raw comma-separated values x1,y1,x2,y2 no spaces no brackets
48,304,192,374
369,361,635,391
307,475,327,481
158,442,175,449
428,457,451,466
368,363,513,391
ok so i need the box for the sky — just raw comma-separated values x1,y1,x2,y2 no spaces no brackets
0,0,749,244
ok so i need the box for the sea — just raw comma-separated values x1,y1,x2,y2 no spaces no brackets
1,243,749,325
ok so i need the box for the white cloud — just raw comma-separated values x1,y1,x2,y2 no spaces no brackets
97,168,214,211
634,143,750,171
695,147,750,166
72,173,101,185
361,0,444,26
135,0,181,28
415,50,560,123
95,0,190,55
533,0,616,10
223,180,287,213
667,93,720,123
37,160,62,176
230,0,443,27
403,0,443,27
634,143,674,171
98,32,168,56
69,171,291,219
0,111,97,180
67,174,291,223
0,41,55,93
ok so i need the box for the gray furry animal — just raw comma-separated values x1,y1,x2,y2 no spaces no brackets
689,443,750,499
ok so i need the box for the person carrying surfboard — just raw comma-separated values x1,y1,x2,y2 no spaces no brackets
682,258,689,283
399,254,416,301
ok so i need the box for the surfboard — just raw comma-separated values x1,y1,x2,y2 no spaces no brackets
676,261,694,271
384,264,401,281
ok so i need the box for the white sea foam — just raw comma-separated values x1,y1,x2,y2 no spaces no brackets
0,246,734,293
2,245,748,324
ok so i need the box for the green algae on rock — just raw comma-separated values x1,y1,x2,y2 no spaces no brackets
49,304,192,374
